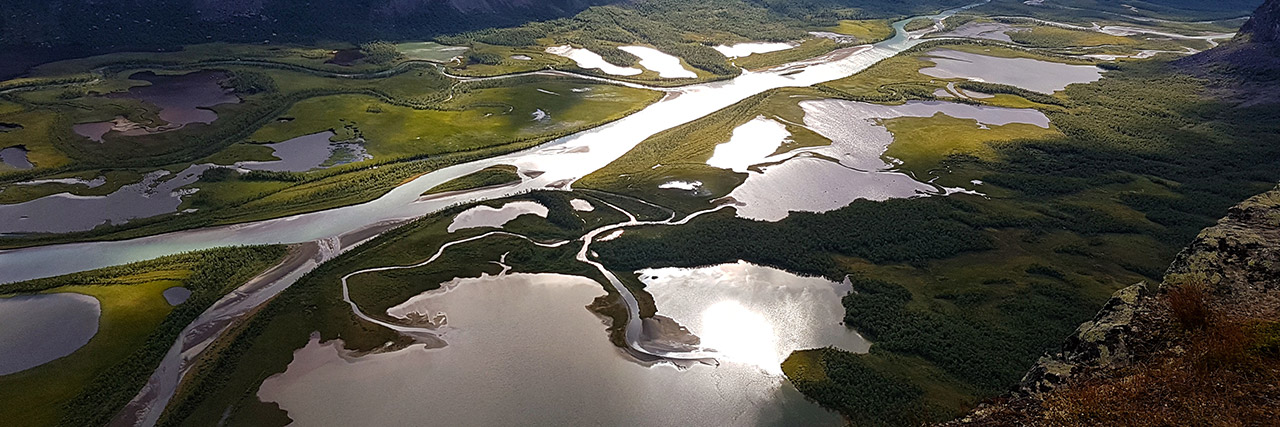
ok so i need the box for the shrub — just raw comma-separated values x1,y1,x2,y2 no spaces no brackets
360,41,403,64
1168,283,1210,330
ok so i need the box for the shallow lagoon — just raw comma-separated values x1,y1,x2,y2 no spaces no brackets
715,42,796,59
937,21,1019,42
112,71,239,126
237,131,372,172
639,262,868,373
446,201,547,232
0,145,32,169
0,164,212,234
72,70,240,141
919,49,1104,94
706,117,793,173
0,292,100,375
717,99,1048,220
619,46,698,78
546,45,643,76
261,262,861,426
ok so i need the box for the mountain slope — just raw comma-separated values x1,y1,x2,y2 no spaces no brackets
1238,0,1280,42
1177,0,1280,105
946,187,1280,424
0,0,622,49
945,6,1280,422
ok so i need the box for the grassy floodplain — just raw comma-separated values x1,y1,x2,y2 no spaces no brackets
0,246,285,427
828,19,896,41
0,47,663,249
578,41,1078,212
0,0,982,250
578,86,833,213
422,164,522,196
903,18,938,32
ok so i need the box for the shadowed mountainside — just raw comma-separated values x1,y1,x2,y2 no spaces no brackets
1239,0,1280,42
944,5,1280,423
0,0,622,48
0,0,621,79
947,186,1280,425
1177,0,1280,105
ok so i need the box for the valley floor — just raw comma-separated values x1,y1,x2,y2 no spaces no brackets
1,0,1276,425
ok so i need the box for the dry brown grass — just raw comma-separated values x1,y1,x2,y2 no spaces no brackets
1039,298,1280,427
1168,282,1212,330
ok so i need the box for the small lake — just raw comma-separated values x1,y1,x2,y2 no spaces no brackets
237,131,372,172
446,201,547,232
716,99,1048,221
706,116,793,173
619,46,697,79
71,121,114,143
73,70,240,142
570,199,594,212
0,145,33,170
0,292,101,375
162,287,191,306
715,42,796,59
546,45,643,76
0,164,212,234
919,49,1104,94
260,266,855,426
638,262,868,373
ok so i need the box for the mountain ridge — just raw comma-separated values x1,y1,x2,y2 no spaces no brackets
0,0,623,49
1238,0,1280,43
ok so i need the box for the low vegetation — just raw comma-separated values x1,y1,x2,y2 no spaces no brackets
1042,317,1280,424
879,113,1060,179
422,164,522,196
904,18,937,32
828,19,895,42
1006,25,1139,48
